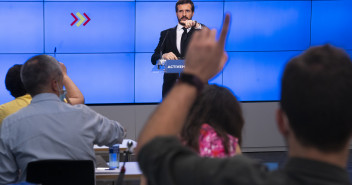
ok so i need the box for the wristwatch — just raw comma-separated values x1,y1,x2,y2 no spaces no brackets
179,73,204,93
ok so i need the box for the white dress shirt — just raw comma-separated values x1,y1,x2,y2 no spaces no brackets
0,93,126,184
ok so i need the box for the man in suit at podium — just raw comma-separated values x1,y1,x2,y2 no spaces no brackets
151,0,206,98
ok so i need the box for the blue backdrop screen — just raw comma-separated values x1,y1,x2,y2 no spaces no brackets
45,2,135,53
223,51,301,101
0,0,350,104
311,1,352,50
225,1,311,51
55,54,135,103
0,3,43,53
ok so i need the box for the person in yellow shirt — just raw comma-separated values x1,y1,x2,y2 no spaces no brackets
0,62,85,126
0,65,31,125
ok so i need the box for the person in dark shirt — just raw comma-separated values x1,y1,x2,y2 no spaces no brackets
136,14,352,185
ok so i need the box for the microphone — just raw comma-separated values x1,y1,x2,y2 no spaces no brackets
127,141,133,151
159,30,169,60
54,47,57,58
157,30,169,69
115,141,134,185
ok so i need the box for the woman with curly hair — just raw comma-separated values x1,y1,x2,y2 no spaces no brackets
181,84,244,157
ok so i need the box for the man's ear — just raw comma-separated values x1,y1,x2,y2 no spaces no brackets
51,79,59,93
276,108,290,137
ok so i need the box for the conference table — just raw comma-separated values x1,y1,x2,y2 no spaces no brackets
95,161,142,182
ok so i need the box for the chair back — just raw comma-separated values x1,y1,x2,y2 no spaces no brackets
26,160,95,185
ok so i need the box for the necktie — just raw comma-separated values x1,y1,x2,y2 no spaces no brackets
181,27,188,57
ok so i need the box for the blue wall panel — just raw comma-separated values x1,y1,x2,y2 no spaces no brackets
136,2,177,53
136,0,221,2
224,1,310,51
311,1,352,50
223,51,301,101
46,0,133,2
135,53,163,103
55,54,135,104
0,3,43,53
45,2,135,53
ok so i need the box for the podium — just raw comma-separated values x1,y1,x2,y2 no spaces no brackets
153,59,185,73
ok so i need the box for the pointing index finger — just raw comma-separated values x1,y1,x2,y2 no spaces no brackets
218,14,230,49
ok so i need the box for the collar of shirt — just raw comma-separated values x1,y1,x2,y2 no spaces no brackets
31,93,61,104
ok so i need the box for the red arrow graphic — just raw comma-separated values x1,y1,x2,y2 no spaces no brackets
71,13,78,26
83,13,91,26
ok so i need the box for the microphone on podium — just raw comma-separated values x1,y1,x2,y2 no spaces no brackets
157,30,169,69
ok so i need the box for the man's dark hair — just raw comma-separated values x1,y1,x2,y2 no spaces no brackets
280,44,352,152
175,0,194,12
5,64,27,98
21,55,62,97
181,85,244,155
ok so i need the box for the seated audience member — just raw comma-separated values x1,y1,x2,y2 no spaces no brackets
140,84,244,185
136,14,352,185
0,62,84,126
0,55,126,184
0,65,30,125
181,84,243,157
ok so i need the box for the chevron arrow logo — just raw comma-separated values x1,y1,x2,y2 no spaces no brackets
76,12,85,27
70,13,78,26
83,13,91,26
71,12,91,27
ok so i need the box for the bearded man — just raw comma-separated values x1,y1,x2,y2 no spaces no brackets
151,0,207,98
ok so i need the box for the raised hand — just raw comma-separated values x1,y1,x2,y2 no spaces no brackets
183,14,230,83
58,62,68,76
